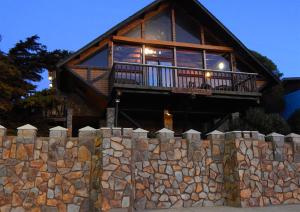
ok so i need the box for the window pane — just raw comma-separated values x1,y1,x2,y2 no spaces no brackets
145,47,173,60
177,49,203,68
145,11,172,41
204,27,225,46
80,46,108,67
123,25,142,38
175,10,201,44
205,52,231,71
114,44,142,63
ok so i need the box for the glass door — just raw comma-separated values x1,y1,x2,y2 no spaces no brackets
145,47,174,88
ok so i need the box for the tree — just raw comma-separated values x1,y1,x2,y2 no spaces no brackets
251,50,283,78
0,35,70,127
251,50,285,113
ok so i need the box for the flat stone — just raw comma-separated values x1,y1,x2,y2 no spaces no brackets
67,204,79,212
122,196,130,208
111,141,124,151
78,146,91,162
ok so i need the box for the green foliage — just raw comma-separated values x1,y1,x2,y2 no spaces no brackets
251,50,283,78
229,108,291,135
0,53,33,112
245,108,290,134
261,84,285,113
21,89,62,109
0,35,70,115
288,109,300,134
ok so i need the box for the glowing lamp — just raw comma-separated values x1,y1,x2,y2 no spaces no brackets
205,72,212,78
218,62,225,70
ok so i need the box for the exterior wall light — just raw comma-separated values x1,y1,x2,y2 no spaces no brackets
205,71,212,78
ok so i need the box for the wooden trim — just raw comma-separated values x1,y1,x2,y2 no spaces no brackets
143,3,169,22
200,26,205,44
68,38,109,66
171,8,176,42
112,36,233,52
116,19,143,36
108,40,113,68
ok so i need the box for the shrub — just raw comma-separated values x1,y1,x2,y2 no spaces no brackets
229,108,291,135
288,109,300,134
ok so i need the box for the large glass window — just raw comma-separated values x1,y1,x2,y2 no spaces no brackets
175,10,201,44
176,49,203,68
113,44,142,63
204,27,225,46
145,10,172,41
205,52,231,71
123,25,142,38
80,46,108,67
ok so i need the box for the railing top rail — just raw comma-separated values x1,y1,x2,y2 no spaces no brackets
113,61,258,76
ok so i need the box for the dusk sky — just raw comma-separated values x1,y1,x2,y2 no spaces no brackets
0,0,299,90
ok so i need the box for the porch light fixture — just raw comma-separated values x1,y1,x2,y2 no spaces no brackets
205,71,212,78
218,62,225,70
48,76,53,81
165,110,172,117
49,83,53,88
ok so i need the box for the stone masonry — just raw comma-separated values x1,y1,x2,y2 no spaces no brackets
0,124,300,212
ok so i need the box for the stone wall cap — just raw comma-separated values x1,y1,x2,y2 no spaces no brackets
0,125,6,129
50,126,68,131
79,126,96,132
157,128,174,133
133,128,149,133
184,129,201,134
286,133,300,138
206,130,224,135
17,124,37,130
266,132,284,137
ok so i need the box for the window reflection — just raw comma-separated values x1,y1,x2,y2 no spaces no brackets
205,52,231,71
114,44,142,63
145,11,172,41
175,10,201,44
80,46,108,67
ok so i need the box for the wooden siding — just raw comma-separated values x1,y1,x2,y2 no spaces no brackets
71,68,109,96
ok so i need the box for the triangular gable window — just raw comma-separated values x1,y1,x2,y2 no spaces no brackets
80,46,108,67
145,10,172,41
204,27,225,46
175,10,201,44
123,24,142,38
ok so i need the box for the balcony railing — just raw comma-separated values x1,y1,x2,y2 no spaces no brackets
110,62,259,95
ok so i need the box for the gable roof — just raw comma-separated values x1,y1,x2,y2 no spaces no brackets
57,0,279,83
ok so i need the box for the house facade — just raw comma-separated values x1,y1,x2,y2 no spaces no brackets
55,0,279,135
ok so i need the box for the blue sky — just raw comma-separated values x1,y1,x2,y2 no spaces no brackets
0,0,299,90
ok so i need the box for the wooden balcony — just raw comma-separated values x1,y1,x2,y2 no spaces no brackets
110,62,260,98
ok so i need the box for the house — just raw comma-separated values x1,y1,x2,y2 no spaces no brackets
282,77,300,119
54,0,279,135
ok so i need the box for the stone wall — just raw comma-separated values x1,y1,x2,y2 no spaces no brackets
0,124,98,212
0,124,300,212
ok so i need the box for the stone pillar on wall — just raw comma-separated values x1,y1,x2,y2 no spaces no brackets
106,108,115,128
223,131,242,207
286,133,300,163
16,124,37,161
78,126,97,211
207,130,225,161
183,129,201,161
100,127,133,211
266,133,285,161
133,128,149,211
